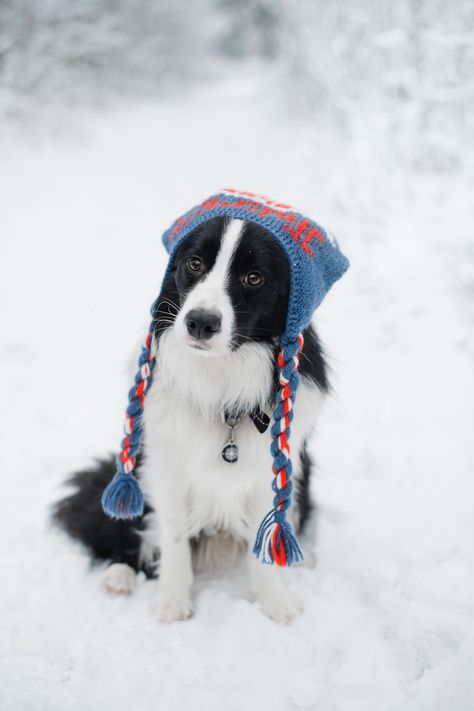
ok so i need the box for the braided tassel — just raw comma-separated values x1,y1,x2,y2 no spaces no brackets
101,322,156,519
253,334,304,566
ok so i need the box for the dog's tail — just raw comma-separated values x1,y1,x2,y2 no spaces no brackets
51,455,157,577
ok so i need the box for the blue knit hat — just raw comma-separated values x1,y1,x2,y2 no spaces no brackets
102,189,350,566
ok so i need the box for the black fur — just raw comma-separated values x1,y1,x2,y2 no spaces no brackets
294,441,314,534
53,218,328,570
299,324,329,393
52,455,157,577
228,220,291,346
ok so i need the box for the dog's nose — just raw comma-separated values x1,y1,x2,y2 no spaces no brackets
185,309,222,340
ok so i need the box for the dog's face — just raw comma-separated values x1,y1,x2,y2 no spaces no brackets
155,217,290,356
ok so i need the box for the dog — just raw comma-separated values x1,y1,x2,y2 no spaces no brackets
53,215,330,624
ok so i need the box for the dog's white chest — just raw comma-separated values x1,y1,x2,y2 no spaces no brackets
144,386,273,538
141,328,323,541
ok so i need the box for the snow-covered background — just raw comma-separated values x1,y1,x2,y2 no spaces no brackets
1,3,473,710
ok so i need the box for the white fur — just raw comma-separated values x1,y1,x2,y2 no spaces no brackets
102,563,137,594
137,220,324,623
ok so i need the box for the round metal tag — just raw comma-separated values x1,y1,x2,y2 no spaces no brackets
221,443,239,464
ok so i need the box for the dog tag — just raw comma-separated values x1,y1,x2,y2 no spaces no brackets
222,441,238,464
221,413,239,464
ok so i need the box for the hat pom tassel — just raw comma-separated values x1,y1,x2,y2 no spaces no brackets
101,472,144,519
253,511,303,566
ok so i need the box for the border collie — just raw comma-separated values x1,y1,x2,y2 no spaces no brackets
53,216,329,624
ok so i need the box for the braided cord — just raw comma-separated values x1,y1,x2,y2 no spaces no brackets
253,334,304,565
101,320,156,519
118,324,156,475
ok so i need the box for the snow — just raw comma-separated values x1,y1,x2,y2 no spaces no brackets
1,82,473,711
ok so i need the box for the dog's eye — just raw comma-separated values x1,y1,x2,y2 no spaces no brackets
245,271,264,287
187,256,204,274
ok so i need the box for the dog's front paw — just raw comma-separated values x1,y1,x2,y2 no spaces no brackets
259,591,304,625
152,589,194,623
102,563,137,594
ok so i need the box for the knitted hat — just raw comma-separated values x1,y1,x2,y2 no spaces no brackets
102,189,350,566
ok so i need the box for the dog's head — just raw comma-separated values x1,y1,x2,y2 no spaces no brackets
154,217,290,356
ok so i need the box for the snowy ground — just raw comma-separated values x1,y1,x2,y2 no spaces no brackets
1,84,473,711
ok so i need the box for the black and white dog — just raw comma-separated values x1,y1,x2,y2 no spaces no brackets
54,216,329,624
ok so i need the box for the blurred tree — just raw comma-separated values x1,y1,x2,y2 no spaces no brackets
0,0,472,169
275,0,474,169
0,0,214,104
216,0,279,58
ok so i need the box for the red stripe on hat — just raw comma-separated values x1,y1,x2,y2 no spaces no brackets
300,226,325,257
283,217,310,243
272,525,287,566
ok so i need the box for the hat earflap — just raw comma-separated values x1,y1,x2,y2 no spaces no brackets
101,322,156,519
253,334,305,566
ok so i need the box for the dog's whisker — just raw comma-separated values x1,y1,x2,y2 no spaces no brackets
155,304,178,314
156,297,180,313
154,311,178,322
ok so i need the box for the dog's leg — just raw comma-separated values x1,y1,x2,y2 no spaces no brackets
146,458,194,623
247,552,304,624
152,529,193,623
102,562,137,594
245,488,305,623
